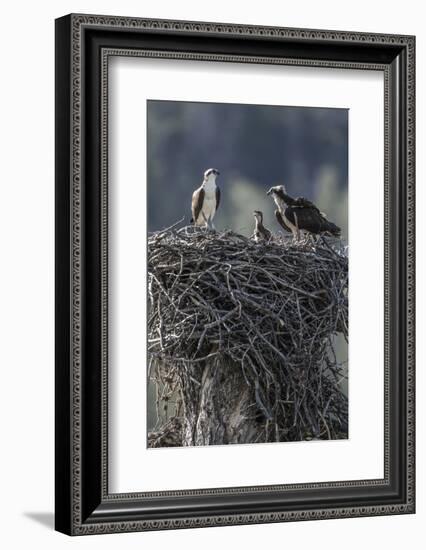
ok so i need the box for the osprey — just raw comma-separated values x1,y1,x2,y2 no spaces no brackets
267,185,341,241
190,168,221,229
252,210,272,242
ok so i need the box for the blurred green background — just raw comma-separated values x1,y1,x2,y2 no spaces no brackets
147,100,348,239
147,100,348,434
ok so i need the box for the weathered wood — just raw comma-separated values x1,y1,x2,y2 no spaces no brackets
181,359,261,446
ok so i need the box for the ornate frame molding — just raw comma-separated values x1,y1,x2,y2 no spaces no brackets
55,14,415,535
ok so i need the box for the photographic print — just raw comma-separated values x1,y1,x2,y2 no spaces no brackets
147,100,348,448
56,16,415,533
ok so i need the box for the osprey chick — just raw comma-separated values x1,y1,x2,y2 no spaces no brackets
252,210,272,242
190,168,221,229
267,185,341,241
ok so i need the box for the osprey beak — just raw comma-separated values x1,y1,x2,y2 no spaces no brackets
266,188,273,195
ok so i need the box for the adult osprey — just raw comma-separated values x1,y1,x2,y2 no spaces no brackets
252,210,272,242
267,185,341,241
190,168,221,229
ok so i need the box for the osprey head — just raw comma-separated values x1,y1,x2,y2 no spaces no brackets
204,168,220,180
253,210,263,223
266,185,287,197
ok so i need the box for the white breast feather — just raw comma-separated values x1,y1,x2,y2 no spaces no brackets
196,179,217,224
202,193,216,221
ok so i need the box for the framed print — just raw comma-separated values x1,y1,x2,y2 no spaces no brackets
55,14,415,535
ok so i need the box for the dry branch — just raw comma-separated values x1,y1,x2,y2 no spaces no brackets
148,226,348,446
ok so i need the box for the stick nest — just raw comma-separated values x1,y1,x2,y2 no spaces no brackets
148,226,348,442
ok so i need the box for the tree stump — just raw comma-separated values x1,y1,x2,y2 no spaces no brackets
180,358,262,446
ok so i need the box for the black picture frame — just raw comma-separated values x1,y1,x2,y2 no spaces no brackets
55,13,415,535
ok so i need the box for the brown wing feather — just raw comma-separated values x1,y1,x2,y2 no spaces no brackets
275,209,291,233
285,207,319,232
293,197,320,212
191,187,205,224
260,226,272,240
215,186,221,212
286,206,340,235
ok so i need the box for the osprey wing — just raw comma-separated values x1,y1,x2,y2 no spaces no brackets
261,225,272,241
293,196,320,212
191,187,205,224
286,206,340,236
275,209,292,233
215,186,221,212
